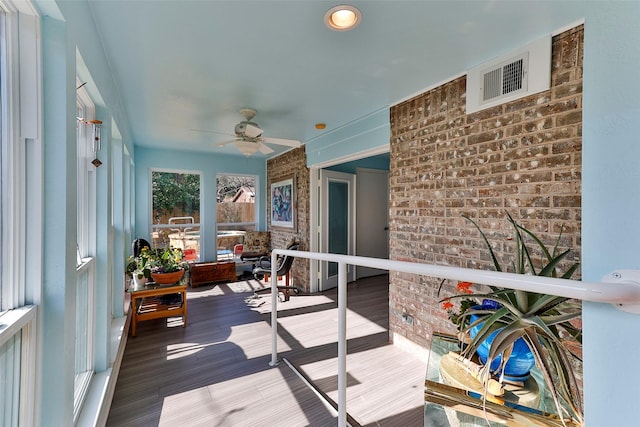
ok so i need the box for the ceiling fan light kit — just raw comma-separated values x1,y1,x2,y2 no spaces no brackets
235,140,261,157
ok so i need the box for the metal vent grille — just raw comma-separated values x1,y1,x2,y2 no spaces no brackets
503,59,524,94
481,53,528,103
483,68,502,101
467,35,549,114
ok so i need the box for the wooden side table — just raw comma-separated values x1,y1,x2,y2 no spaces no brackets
128,281,187,336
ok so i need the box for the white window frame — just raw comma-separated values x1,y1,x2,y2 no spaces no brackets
0,0,42,425
74,80,97,422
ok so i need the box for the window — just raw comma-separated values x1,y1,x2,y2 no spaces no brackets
76,84,96,260
0,8,5,311
74,82,96,420
151,170,201,259
0,2,41,425
216,174,257,257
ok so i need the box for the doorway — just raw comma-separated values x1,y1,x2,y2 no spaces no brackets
355,168,389,279
311,152,390,292
319,169,356,291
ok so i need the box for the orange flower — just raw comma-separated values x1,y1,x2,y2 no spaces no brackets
456,281,473,294
441,300,454,310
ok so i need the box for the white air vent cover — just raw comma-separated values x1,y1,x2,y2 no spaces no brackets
467,36,551,114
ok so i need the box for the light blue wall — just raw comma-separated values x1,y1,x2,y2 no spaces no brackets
305,108,390,167
582,2,640,425
134,146,267,261
326,153,390,174
41,16,77,425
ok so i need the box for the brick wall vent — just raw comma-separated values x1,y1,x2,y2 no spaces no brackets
467,35,551,113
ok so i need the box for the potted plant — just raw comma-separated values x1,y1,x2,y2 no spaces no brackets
126,248,153,286
440,212,583,425
127,247,188,285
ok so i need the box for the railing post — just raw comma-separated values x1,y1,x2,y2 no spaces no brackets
269,251,279,367
337,261,347,427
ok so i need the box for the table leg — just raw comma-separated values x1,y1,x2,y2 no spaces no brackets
182,290,187,328
131,296,138,337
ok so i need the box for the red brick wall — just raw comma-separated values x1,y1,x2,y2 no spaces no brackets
266,147,311,291
389,26,583,348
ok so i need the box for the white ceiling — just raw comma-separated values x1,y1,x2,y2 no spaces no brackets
83,1,584,157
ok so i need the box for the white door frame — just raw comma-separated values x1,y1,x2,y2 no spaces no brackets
308,146,390,293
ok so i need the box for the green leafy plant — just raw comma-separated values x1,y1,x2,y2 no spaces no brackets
442,212,583,425
127,247,188,279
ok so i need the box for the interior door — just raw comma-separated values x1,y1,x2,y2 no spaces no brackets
319,169,356,291
356,168,389,278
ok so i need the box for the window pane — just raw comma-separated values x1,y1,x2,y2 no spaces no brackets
328,181,349,276
0,9,5,309
216,174,256,257
0,331,21,427
151,171,201,258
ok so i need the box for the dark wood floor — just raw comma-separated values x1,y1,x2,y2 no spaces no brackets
107,275,426,426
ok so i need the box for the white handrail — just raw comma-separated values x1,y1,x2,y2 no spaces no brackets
269,250,640,427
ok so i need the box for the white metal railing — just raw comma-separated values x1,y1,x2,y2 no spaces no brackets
268,250,640,427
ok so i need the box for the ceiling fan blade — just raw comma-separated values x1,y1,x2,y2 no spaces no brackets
260,137,301,147
258,142,274,154
215,139,238,147
191,128,235,137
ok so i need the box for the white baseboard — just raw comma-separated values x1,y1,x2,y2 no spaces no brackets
392,332,430,361
76,313,129,427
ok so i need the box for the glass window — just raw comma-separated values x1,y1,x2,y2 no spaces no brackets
76,88,96,259
151,171,201,260
0,4,40,425
0,8,5,310
74,82,97,421
216,174,257,258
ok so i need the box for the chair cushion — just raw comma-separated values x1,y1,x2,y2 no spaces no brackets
242,231,270,258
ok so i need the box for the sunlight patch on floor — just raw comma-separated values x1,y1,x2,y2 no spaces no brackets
248,293,336,315
299,345,427,425
198,365,320,426
228,321,293,358
276,308,387,348
164,320,292,361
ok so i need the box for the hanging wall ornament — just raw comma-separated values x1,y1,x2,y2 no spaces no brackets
89,119,103,167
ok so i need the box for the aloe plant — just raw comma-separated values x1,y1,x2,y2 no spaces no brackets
447,212,583,425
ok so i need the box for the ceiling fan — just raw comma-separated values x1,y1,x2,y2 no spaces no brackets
195,108,301,156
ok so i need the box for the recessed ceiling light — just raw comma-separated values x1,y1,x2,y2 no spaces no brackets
324,5,361,31
315,123,326,130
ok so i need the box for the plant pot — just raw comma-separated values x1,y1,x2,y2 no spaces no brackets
133,272,148,287
151,269,185,285
469,306,536,381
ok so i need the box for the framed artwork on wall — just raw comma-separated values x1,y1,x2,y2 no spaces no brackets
270,175,296,230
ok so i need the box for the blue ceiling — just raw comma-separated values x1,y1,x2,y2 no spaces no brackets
82,0,584,157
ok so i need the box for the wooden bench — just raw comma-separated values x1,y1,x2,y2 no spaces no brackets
189,261,237,287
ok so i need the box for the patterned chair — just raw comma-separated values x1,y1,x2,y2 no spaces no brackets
240,231,270,261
